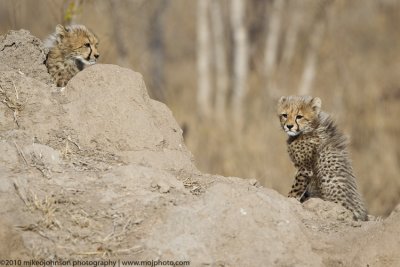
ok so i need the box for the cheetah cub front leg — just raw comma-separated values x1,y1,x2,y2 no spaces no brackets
288,168,312,202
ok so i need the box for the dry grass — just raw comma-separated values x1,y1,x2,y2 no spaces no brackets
13,181,61,230
14,181,142,258
70,212,143,258
28,193,61,229
0,81,25,127
30,151,52,179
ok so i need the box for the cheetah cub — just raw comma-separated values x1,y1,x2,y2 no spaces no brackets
45,24,99,87
277,96,368,221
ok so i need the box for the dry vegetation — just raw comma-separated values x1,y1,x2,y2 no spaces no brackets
0,0,399,216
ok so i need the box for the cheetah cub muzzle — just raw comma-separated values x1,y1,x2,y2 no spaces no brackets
277,95,368,221
45,24,99,87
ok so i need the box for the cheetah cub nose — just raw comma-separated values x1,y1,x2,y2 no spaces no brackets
94,54,100,59
286,124,294,129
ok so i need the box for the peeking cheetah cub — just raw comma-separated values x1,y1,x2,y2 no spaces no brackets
277,96,368,221
45,24,99,87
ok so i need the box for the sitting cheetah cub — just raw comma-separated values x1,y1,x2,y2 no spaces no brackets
45,24,99,87
277,95,368,221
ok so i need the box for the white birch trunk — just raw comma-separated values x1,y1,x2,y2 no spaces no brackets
110,0,129,67
230,0,248,128
298,0,332,95
282,1,302,67
264,0,285,97
211,0,228,121
298,21,325,95
197,0,212,118
264,0,284,77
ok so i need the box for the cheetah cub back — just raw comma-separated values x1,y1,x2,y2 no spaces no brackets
45,24,99,87
277,95,368,221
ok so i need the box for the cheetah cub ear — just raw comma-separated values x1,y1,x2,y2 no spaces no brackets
278,96,287,105
311,97,322,113
55,24,67,42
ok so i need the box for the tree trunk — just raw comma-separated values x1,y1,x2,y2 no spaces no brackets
148,0,168,102
264,0,285,98
282,0,302,68
109,0,129,67
298,22,324,95
211,0,228,121
230,0,248,128
298,0,333,95
197,0,212,118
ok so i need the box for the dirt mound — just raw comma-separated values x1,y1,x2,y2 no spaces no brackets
63,64,196,172
0,29,399,267
0,29,52,84
145,180,322,266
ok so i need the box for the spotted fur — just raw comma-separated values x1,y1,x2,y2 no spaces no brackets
277,95,368,221
45,24,99,87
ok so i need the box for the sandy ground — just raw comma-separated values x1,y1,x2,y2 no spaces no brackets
0,29,399,267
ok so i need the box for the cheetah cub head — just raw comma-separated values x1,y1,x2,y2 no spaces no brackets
277,96,321,137
46,24,99,70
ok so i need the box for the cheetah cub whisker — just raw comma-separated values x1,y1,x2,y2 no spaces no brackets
277,95,368,221
45,24,99,87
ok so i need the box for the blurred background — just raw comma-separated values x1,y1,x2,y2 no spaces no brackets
1,0,399,216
